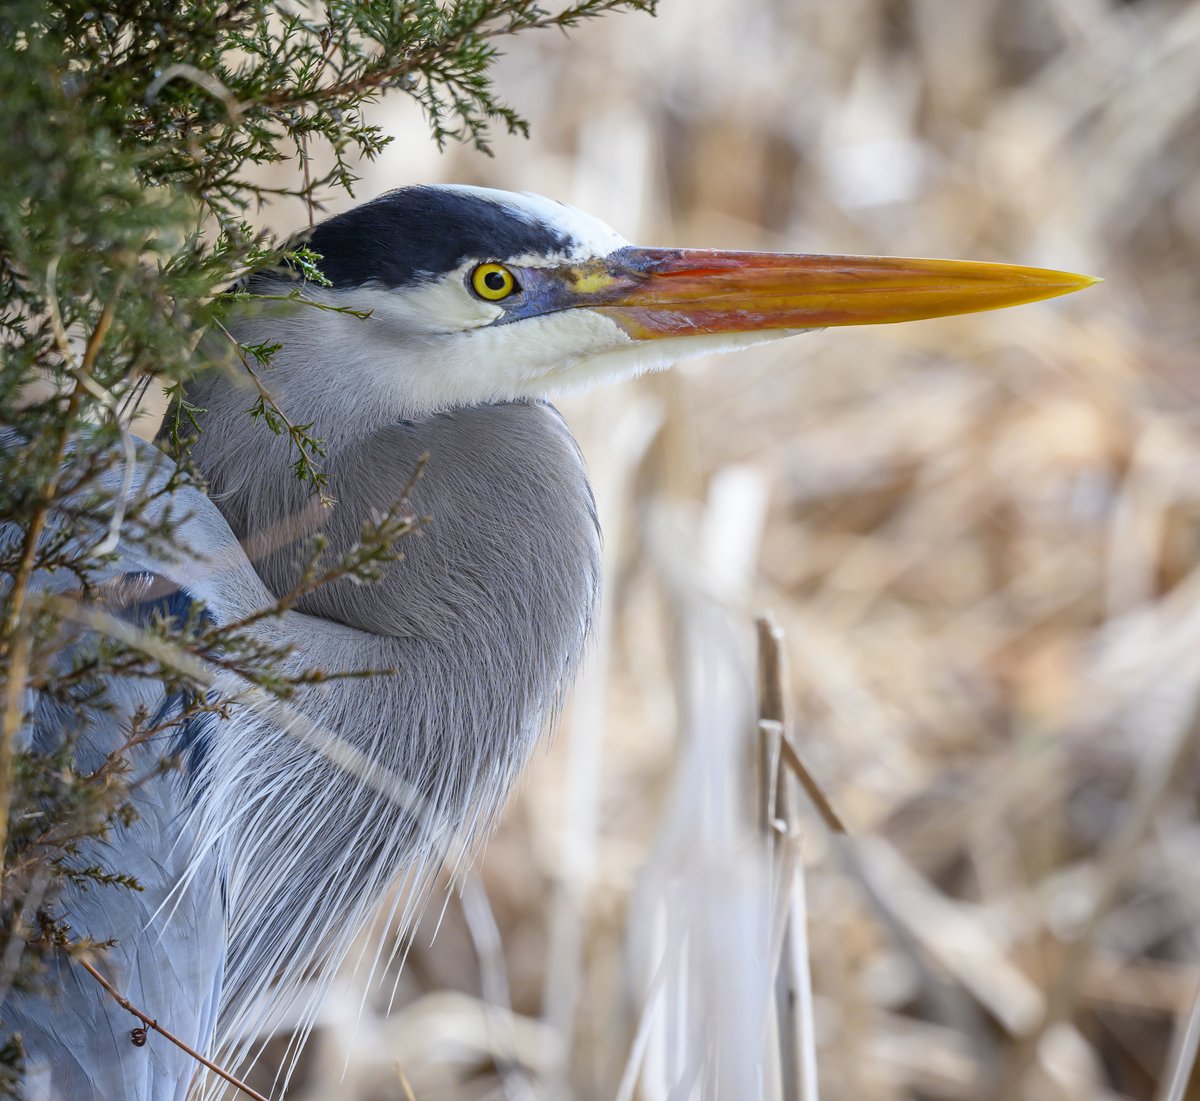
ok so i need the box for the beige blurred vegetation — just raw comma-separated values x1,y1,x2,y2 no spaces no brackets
209,1,1200,1099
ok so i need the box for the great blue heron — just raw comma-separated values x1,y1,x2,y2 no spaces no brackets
5,185,1095,1099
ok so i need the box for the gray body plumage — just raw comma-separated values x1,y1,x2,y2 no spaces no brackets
181,385,600,1067
8,395,599,1098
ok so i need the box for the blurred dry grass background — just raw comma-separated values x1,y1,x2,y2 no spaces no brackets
216,1,1200,1098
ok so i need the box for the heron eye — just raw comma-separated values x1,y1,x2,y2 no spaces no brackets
470,263,519,302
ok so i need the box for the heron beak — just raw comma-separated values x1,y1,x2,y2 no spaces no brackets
586,247,1099,339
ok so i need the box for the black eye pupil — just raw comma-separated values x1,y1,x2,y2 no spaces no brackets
484,270,507,291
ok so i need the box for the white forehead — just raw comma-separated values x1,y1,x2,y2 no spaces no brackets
436,184,630,263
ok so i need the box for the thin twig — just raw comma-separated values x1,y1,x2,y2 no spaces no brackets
75,954,268,1101
211,316,332,504
776,729,848,837
755,616,848,835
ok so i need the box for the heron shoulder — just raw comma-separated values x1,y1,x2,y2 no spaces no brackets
280,400,600,643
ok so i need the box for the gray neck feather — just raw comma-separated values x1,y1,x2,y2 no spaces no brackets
175,357,599,1063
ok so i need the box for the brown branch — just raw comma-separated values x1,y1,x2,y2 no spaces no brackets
79,287,121,377
75,954,269,1101
258,42,477,111
256,6,628,113
0,376,85,882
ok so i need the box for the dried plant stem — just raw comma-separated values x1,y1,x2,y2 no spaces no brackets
756,616,847,837
613,929,686,1101
778,731,848,837
756,613,820,1101
75,955,268,1101
778,834,819,1101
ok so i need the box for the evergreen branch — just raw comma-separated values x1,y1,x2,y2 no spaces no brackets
260,2,656,111
0,0,657,1083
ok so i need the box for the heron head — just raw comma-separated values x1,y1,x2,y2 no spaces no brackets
241,185,1096,420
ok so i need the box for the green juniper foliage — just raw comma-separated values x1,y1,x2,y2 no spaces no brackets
0,0,654,1088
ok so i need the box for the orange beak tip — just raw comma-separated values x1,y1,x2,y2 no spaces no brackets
1051,270,1102,290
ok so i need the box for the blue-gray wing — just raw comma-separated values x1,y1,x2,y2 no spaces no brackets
7,577,227,1101
1,437,256,1100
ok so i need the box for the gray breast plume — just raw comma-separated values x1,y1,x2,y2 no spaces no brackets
173,392,601,1059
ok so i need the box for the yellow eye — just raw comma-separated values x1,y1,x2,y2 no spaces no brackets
471,263,518,302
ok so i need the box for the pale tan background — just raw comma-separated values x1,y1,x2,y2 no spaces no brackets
221,2,1200,1098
